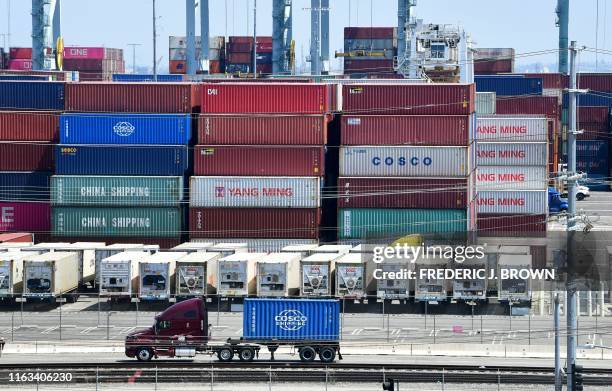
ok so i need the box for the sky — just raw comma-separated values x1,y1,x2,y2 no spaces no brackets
0,0,611,73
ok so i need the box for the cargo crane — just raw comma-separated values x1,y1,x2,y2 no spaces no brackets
31,0,61,70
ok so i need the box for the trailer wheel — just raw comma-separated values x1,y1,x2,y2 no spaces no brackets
299,346,316,362
217,347,234,362
319,347,336,363
136,347,153,362
238,347,255,362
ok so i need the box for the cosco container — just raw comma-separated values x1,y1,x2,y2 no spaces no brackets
215,253,263,296
476,190,548,214
0,143,54,171
334,253,370,299
0,111,59,141
243,298,340,342
478,214,547,237
476,143,547,166
55,145,188,176
0,172,51,201
65,83,200,113
337,177,469,209
52,207,181,237
201,83,336,114
300,253,341,296
194,146,324,177
342,83,475,115
176,252,221,296
339,146,470,177
139,252,182,300
256,253,301,297
60,113,191,144
99,251,151,297
0,252,38,298
476,116,548,142
338,208,468,239
193,239,318,253
0,81,65,110
475,75,542,96
23,252,79,299
476,166,548,190
189,208,321,239
497,254,532,302
198,114,328,145
0,202,50,232
51,176,183,206
190,177,321,208
340,115,472,146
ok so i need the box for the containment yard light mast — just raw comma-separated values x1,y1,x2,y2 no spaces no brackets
272,0,293,75
32,0,61,70
396,0,418,78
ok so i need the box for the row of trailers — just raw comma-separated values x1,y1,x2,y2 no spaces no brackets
0,242,534,304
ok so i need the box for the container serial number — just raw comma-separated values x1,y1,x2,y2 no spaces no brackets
9,372,73,382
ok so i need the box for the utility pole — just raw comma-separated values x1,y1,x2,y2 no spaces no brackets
554,293,562,391
127,44,141,74
556,0,569,74
152,0,157,80
7,0,11,50
186,0,197,76
253,0,257,77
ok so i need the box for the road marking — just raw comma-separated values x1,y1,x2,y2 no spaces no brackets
80,326,97,334
351,328,363,335
235,328,243,335
41,326,58,334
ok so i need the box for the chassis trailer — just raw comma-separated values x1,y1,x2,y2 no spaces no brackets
125,298,341,363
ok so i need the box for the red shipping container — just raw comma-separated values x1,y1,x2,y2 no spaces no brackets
343,84,475,115
344,27,395,40
256,63,273,75
474,59,513,74
496,96,559,118
0,232,33,243
341,115,471,146
198,115,328,145
9,48,32,60
577,123,609,140
170,60,186,74
344,59,394,72
522,73,568,89
227,43,253,52
194,145,324,176
0,202,50,232
189,208,320,239
577,73,612,91
229,36,255,44
201,83,335,114
578,107,610,124
65,83,200,113
63,59,105,72
477,214,546,237
0,143,53,171
228,52,252,64
256,42,273,52
209,60,223,74
0,111,59,142
337,177,469,209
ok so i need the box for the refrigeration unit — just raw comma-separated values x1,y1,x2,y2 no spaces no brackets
138,252,184,301
99,251,151,298
0,251,39,300
414,256,450,303
497,254,532,302
175,251,222,297
451,258,488,302
256,253,301,297
216,253,264,296
375,257,412,300
334,253,370,299
23,252,80,301
300,253,342,297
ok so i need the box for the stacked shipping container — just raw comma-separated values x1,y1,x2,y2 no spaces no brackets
473,48,515,75
169,36,226,74
343,28,397,77
6,48,33,71
62,47,125,81
225,36,273,74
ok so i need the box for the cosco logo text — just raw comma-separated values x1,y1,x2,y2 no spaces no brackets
372,156,432,166
61,148,77,153
207,89,218,95
275,310,307,331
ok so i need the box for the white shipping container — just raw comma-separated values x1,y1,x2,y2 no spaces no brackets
99,252,151,297
190,177,321,208
476,142,548,166
256,253,301,297
169,36,224,49
475,92,496,115
216,253,264,296
476,166,548,190
375,259,411,300
474,48,515,59
300,253,342,296
476,116,548,142
334,253,370,299
414,256,450,302
281,244,320,257
0,252,39,297
0,243,33,251
497,254,532,302
23,252,80,298
139,252,183,300
476,190,548,214
451,258,488,301
169,48,203,61
340,146,470,177
176,252,221,296
313,245,353,255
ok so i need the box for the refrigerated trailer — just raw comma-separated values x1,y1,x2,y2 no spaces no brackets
313,245,353,255
175,252,221,297
256,253,301,297
23,252,80,301
0,251,39,300
99,252,152,298
497,254,532,302
0,242,34,252
375,259,411,300
170,242,215,253
139,252,183,300
451,258,488,302
281,244,319,257
414,256,450,303
208,243,249,256
300,253,341,296
216,253,264,296
334,253,370,299
96,244,158,286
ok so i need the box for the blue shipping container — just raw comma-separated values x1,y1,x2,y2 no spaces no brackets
60,113,191,145
563,92,612,107
475,75,543,96
112,74,185,82
0,171,51,201
583,174,611,191
0,81,65,110
55,145,189,176
243,299,340,342
0,75,51,81
577,140,609,175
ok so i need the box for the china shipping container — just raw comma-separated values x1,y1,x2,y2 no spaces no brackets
52,207,181,237
341,83,475,115
175,252,222,296
98,251,151,297
475,166,548,190
23,252,79,300
256,253,301,297
495,96,558,118
413,256,450,302
0,172,51,201
198,114,329,145
375,258,411,299
475,92,497,115
0,111,59,141
190,177,321,208
300,253,341,296
194,146,324,177
193,238,319,253
0,81,65,110
334,253,370,299
0,251,38,298
189,208,321,239
215,253,263,296
60,113,191,145
474,75,543,96
0,202,50,232
51,176,184,206
497,254,532,302
139,252,182,300
0,143,53,171
476,116,548,142
65,83,200,113
242,298,340,342
340,115,472,146
339,146,470,177
476,142,547,166
476,190,548,215
0,233,34,244
200,83,337,114
337,177,469,209
450,258,487,301
55,145,188,176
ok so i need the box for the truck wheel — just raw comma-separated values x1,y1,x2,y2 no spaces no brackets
577,193,585,201
136,347,153,362
299,346,316,362
217,347,234,362
319,347,336,363
238,347,255,362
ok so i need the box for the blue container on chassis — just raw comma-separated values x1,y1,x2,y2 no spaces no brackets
242,299,340,342
0,171,51,201
0,81,65,110
55,145,189,176
475,75,543,96
112,74,185,82
60,113,191,145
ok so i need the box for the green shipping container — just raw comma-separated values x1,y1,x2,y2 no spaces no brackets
51,176,184,206
338,208,467,239
52,207,181,237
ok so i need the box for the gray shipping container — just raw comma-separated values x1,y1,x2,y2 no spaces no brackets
175,252,221,296
23,252,80,299
475,92,496,115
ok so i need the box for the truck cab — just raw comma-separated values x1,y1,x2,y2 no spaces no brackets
549,187,569,214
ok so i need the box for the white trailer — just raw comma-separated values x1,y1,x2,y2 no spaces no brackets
170,242,215,253
498,254,532,302
139,252,183,300
23,252,80,301
256,253,301,297
281,244,319,257
96,244,157,285
0,251,39,299
216,253,264,296
99,252,151,298
334,253,370,299
0,243,34,252
414,256,450,303
300,253,342,297
374,257,411,300
451,258,488,302
176,252,222,297
313,245,353,255
208,243,249,257
483,245,530,296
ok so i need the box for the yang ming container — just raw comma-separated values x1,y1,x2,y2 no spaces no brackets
476,166,548,190
52,207,181,237
476,143,547,166
55,145,188,176
0,111,59,141
0,81,65,110
0,202,50,232
139,252,182,300
0,172,51,201
190,177,321,208
476,116,548,142
60,113,191,145
256,253,301,297
23,252,79,300
194,146,324,177
300,253,341,296
176,252,221,296
0,143,54,171
340,146,470,177
216,253,263,296
65,83,200,113
198,114,328,145
242,298,340,342
99,251,151,297
51,176,184,206
0,251,37,299
476,190,548,214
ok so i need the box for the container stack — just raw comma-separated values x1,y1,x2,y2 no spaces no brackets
473,48,515,75
7,48,33,71
338,83,477,242
190,82,335,244
169,36,226,74
343,27,396,77
62,47,124,81
226,36,273,75
51,82,199,246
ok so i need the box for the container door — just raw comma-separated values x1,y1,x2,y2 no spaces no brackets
140,263,169,299
101,261,132,295
301,263,330,296
416,267,446,301
499,266,528,301
219,261,247,295
25,264,53,296
257,263,287,297
336,264,364,298
0,261,11,295
377,263,408,299
176,264,206,296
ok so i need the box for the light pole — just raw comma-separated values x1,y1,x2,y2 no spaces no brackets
127,43,141,74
